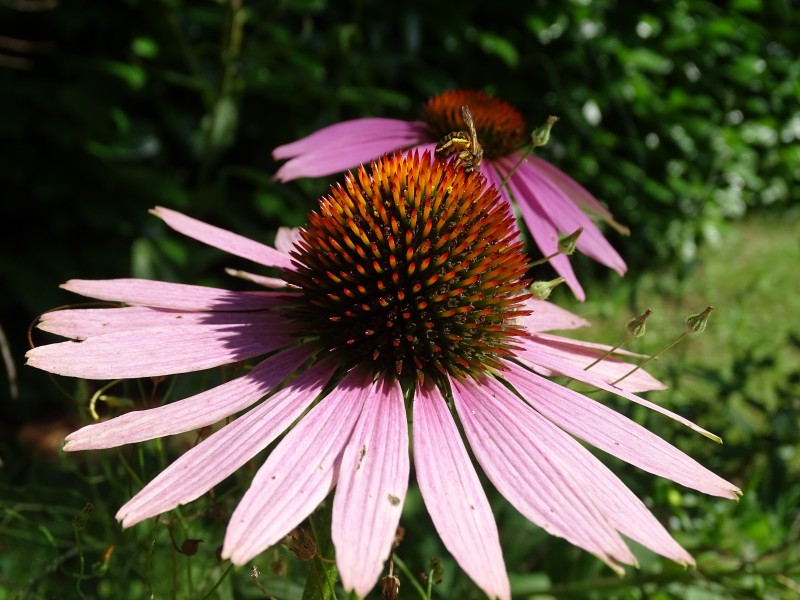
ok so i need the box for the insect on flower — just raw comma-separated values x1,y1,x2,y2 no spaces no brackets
435,104,484,172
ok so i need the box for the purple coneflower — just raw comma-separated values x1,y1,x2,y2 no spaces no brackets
27,152,738,600
274,89,629,300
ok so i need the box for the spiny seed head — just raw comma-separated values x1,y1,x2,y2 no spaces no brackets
284,151,531,379
423,90,527,159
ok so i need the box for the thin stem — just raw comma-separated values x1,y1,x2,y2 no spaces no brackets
610,332,688,386
498,142,535,191
197,564,234,600
392,554,428,599
584,334,631,371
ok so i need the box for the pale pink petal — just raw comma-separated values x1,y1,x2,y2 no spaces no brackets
452,376,635,571
273,119,429,181
413,377,510,600
64,345,313,450
518,298,591,332
224,268,288,289
26,315,292,379
501,362,740,499
493,163,586,301
516,337,722,441
534,332,648,358
274,226,303,254
530,333,667,393
486,365,694,565
332,377,409,597
38,305,292,340
152,206,295,270
61,278,283,311
116,360,334,527
223,368,371,564
507,155,627,275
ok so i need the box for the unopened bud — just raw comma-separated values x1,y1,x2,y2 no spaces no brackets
284,527,316,561
558,227,583,256
626,309,653,338
530,277,566,300
429,557,444,585
685,306,714,334
380,574,401,600
532,115,559,148
180,538,202,556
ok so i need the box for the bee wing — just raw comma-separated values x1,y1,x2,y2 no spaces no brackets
461,105,479,151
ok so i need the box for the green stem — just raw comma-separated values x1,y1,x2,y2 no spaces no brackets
393,554,429,599
498,142,535,191
610,332,688,386
302,500,339,600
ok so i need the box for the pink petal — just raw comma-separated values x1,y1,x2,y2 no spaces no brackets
38,305,289,341
501,362,741,499
61,278,284,311
152,206,295,270
413,377,510,600
452,376,635,571
222,368,371,564
506,155,627,275
518,298,591,332
490,163,586,301
526,155,616,222
529,333,667,393
26,314,292,379
274,226,303,254
332,377,409,597
224,268,288,289
273,119,429,181
64,345,313,450
475,367,694,565
516,337,722,441
116,360,335,527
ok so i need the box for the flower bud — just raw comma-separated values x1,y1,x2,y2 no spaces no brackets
626,308,653,338
532,115,559,148
380,574,401,600
685,306,714,334
530,277,566,300
558,227,583,256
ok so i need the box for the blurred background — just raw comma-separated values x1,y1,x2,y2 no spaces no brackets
1,0,798,598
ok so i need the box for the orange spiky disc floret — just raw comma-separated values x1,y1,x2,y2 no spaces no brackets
285,151,531,379
423,90,527,159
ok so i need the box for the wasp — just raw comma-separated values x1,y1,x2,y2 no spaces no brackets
435,104,484,172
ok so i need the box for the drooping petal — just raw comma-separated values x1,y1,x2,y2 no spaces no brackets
223,368,371,565
471,367,694,565
332,377,409,597
516,337,722,440
58,278,284,311
27,314,292,379
152,206,295,270
530,333,667,393
273,119,430,181
501,362,740,499
413,377,510,600
490,162,586,301
452,376,636,571
64,345,313,450
507,155,627,275
518,298,591,332
526,155,617,223
116,360,335,527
